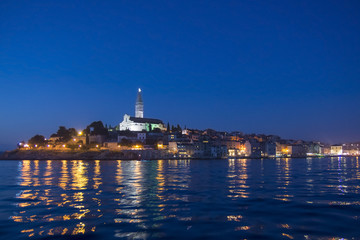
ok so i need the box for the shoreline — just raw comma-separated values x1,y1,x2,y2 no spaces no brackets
0,149,352,161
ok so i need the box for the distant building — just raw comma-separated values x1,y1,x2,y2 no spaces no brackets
263,141,276,157
137,132,146,142
307,142,322,155
169,142,194,158
288,145,307,157
321,146,331,155
245,140,261,158
342,143,360,156
119,89,166,132
331,145,343,155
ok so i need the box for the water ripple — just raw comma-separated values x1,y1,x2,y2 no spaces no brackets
0,158,359,239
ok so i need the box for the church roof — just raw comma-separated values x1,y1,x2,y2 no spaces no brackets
129,117,163,124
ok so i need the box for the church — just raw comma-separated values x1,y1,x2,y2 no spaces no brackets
119,89,166,132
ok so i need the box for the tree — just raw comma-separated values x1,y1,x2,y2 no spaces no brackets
85,121,108,136
167,122,170,132
28,135,46,147
57,126,68,137
68,128,77,137
55,126,73,142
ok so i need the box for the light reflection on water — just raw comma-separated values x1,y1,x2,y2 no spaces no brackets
0,158,359,239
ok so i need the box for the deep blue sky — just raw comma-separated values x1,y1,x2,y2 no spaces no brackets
1,0,360,150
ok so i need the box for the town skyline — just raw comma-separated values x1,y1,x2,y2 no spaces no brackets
1,86,360,151
3,88,357,160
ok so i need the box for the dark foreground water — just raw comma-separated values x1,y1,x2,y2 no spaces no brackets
0,158,360,239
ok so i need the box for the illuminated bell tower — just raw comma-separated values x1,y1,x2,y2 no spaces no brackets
135,88,144,118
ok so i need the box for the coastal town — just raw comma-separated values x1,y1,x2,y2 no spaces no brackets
13,89,360,159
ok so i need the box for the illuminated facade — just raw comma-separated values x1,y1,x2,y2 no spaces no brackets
119,89,166,132
135,88,144,118
331,145,343,155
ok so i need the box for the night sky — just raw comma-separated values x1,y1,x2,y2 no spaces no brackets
1,0,360,150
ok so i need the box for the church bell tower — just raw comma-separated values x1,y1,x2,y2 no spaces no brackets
135,88,144,118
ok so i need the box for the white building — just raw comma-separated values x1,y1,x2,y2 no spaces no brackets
331,145,343,155
119,89,166,132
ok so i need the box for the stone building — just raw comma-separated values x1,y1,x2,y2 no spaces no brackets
119,89,166,132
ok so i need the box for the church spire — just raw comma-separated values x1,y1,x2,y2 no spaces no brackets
135,88,144,118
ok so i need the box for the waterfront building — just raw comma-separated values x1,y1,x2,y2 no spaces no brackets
307,142,322,155
119,89,166,132
245,140,261,158
321,146,331,155
262,141,276,157
288,145,307,157
211,145,228,158
342,143,360,155
223,140,241,150
276,142,288,156
169,141,195,158
331,145,343,155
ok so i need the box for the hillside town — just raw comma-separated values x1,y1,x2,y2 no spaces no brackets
17,89,360,159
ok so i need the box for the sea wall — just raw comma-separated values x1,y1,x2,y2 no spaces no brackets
0,150,140,160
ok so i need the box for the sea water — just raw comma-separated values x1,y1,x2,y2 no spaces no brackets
0,157,359,239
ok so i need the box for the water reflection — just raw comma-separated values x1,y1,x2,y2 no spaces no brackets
227,159,249,199
275,158,294,201
13,160,100,237
6,158,360,239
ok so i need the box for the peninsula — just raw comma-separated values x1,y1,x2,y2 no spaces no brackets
2,89,359,160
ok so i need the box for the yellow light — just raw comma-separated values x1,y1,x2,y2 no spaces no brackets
73,138,76,141
35,145,37,147
62,145,66,148
96,145,99,148
78,131,83,136
47,145,50,147
79,145,82,147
